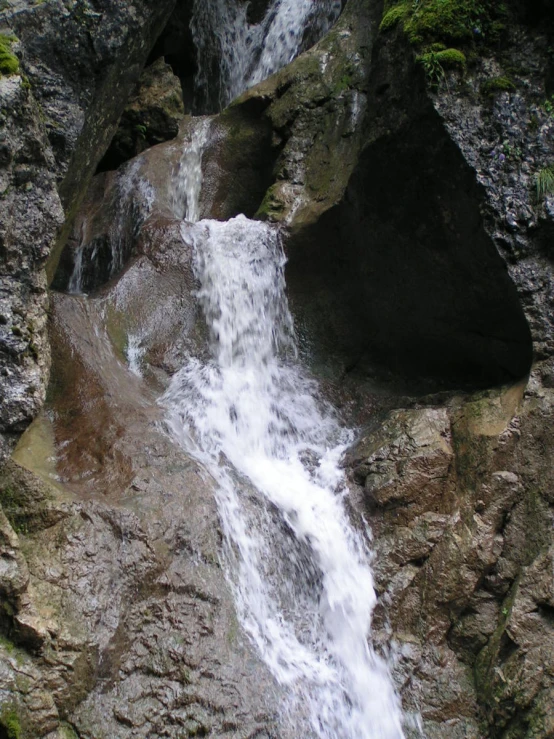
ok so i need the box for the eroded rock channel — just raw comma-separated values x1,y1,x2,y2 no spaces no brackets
0,0,552,737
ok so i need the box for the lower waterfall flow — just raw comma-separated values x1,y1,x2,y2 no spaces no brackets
162,215,405,738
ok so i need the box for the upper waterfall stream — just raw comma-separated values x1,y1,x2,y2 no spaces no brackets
191,0,342,110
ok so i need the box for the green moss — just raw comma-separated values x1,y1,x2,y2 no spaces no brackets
0,485,21,529
434,48,467,68
0,635,16,655
255,185,285,221
0,35,19,77
481,76,516,96
0,707,21,739
417,48,465,85
474,576,520,707
379,3,409,32
60,723,79,739
333,73,353,95
380,1,509,57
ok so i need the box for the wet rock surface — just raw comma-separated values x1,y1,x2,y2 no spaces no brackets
0,0,179,460
0,74,64,461
346,374,554,737
0,287,282,738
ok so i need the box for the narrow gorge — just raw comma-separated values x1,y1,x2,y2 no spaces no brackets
0,1,553,738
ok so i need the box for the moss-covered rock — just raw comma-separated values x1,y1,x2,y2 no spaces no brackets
381,0,508,48
481,75,517,96
0,34,18,76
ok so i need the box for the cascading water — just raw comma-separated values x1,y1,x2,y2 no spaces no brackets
162,212,405,736
191,0,342,111
63,3,406,732
170,117,212,221
68,160,154,294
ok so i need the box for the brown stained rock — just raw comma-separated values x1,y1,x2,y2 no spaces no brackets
348,408,455,524
0,263,283,736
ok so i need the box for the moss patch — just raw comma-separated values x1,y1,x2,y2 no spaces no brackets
481,76,516,96
255,184,286,221
0,35,19,77
0,706,21,739
380,0,509,72
382,0,507,45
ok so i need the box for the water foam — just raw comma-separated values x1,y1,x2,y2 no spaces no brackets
163,215,405,738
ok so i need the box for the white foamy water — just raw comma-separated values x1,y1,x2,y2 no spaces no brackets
163,215,405,738
192,0,342,110
170,118,212,221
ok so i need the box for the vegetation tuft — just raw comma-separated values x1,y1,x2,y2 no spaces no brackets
535,165,554,200
380,0,508,46
481,76,516,96
380,1,510,83
0,34,19,77
0,707,21,739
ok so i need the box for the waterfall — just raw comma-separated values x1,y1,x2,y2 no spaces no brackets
191,0,342,111
162,216,405,738
68,160,154,294
170,117,212,221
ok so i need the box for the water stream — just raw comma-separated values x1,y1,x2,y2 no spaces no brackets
160,128,404,736
191,0,342,110
65,6,407,733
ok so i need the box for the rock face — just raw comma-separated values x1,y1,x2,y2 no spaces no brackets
347,376,554,737
0,288,283,738
0,0,179,462
98,58,185,173
0,74,63,461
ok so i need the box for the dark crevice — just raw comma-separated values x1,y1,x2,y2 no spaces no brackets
287,105,533,392
534,601,554,625
497,631,519,664
147,1,197,112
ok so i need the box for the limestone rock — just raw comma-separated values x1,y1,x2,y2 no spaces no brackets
0,507,29,599
99,58,185,172
0,0,180,460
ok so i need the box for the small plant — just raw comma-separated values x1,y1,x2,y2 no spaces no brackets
418,48,465,86
543,95,554,116
528,113,539,132
501,140,522,160
418,50,445,85
134,124,147,137
535,165,554,200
